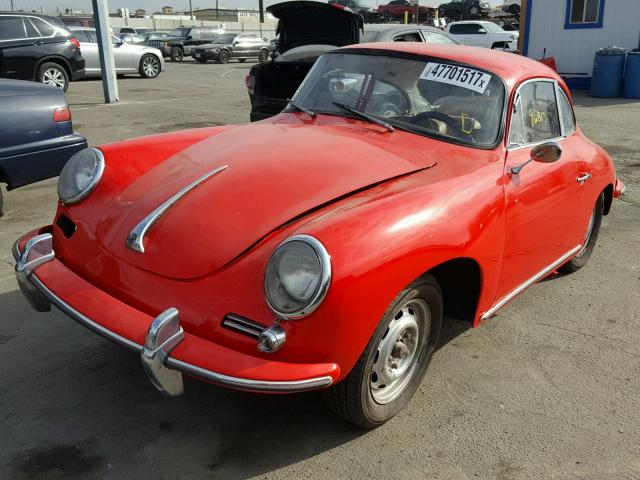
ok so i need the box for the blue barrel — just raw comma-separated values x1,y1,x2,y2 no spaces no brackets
623,50,640,99
591,47,626,98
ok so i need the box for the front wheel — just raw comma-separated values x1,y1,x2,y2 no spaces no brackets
469,6,479,17
218,49,230,64
559,193,604,273
258,49,270,63
323,275,443,428
38,62,69,91
139,54,161,78
170,47,184,62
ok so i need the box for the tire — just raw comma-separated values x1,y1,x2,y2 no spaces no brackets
196,56,208,64
509,4,520,15
218,49,230,64
38,62,69,91
170,47,184,62
491,42,507,50
469,6,479,17
238,58,247,63
0,185,4,218
258,49,270,63
559,193,604,273
139,54,161,78
323,275,443,428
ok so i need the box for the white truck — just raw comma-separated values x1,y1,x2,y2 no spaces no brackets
445,20,519,52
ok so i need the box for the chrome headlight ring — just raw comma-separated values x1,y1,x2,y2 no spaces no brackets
57,147,105,205
264,235,331,320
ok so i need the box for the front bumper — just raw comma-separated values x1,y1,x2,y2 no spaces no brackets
14,230,338,395
193,50,219,61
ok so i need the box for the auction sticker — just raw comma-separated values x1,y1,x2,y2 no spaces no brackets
420,63,492,94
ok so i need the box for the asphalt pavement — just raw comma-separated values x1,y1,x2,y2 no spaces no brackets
1,60,639,480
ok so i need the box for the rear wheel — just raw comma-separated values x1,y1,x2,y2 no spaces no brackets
38,62,69,91
559,193,604,273
170,47,184,62
323,275,443,428
258,49,270,63
139,54,161,78
218,49,230,64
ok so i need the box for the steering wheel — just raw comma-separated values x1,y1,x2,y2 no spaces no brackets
410,111,459,131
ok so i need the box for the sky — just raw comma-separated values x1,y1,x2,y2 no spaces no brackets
0,0,505,15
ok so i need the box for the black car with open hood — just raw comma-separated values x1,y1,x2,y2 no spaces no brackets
247,1,362,122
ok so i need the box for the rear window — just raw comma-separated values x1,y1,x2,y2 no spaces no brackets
0,16,26,40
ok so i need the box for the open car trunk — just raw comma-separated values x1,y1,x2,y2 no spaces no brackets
248,1,361,122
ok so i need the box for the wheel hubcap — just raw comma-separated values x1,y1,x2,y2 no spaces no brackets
370,299,430,405
43,68,64,88
576,210,595,257
143,57,159,76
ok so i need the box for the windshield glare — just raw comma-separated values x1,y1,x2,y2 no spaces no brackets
214,34,237,43
291,52,505,146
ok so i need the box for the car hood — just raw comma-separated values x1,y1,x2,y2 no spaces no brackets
95,122,429,280
268,1,361,54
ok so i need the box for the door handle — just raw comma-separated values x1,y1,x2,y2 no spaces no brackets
577,173,592,185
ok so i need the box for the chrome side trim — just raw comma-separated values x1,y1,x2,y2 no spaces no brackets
126,165,228,253
165,357,334,392
481,245,582,320
23,270,333,392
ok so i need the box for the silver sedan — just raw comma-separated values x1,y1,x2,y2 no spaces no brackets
69,27,165,79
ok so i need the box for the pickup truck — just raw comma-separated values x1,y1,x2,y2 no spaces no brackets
377,0,430,21
445,20,519,52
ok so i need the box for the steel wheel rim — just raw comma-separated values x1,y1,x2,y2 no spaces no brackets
43,68,65,88
370,298,430,405
143,57,159,76
576,210,595,257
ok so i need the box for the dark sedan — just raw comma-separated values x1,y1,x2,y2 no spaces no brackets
192,33,271,64
0,79,86,216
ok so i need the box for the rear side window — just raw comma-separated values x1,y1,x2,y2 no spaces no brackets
557,89,576,135
509,81,561,146
29,17,55,36
393,32,422,42
423,31,457,44
0,16,26,40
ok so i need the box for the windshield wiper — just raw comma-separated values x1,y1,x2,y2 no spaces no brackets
287,98,316,118
332,102,394,132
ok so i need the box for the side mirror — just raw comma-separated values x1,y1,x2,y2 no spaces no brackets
477,28,487,34
186,35,192,40
511,142,562,174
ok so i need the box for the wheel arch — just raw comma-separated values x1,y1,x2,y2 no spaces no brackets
34,56,72,80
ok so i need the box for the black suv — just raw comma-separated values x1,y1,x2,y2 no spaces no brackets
0,13,84,91
162,26,219,61
438,0,491,19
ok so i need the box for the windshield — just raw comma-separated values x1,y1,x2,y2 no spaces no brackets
291,52,505,147
168,28,190,37
213,34,237,43
483,22,505,33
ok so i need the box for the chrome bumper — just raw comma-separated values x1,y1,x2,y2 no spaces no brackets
13,234,333,395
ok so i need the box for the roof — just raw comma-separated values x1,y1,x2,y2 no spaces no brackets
447,20,494,25
339,43,564,91
363,24,444,33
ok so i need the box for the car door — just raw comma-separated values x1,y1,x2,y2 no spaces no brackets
462,23,488,47
496,79,587,301
233,35,252,58
0,16,38,81
112,35,135,71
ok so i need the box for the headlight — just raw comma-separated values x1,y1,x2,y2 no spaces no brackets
214,48,220,52
264,235,331,319
57,147,105,205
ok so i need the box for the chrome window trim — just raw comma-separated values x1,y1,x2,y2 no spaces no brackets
0,14,60,42
126,165,229,253
59,148,106,205
506,78,564,151
481,244,582,320
264,234,332,320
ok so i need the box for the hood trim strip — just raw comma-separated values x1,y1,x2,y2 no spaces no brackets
126,165,229,253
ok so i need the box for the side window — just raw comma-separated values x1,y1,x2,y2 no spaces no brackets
189,29,200,40
468,24,485,34
86,30,97,42
393,32,422,42
449,24,464,34
24,18,40,37
557,88,576,135
30,18,55,36
0,16,26,40
423,31,456,44
512,81,561,145
508,96,527,147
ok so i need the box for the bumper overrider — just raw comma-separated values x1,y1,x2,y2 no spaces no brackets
13,230,338,396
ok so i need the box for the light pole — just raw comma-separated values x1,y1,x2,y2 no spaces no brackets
189,0,193,20
216,0,219,21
